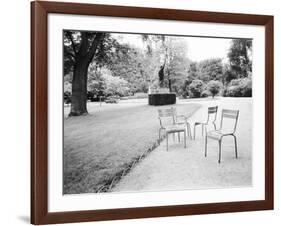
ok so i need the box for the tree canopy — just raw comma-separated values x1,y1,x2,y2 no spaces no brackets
227,39,252,78
64,32,253,116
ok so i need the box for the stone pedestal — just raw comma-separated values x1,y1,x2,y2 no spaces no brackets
148,93,176,106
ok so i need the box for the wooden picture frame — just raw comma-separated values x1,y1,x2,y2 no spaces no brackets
31,1,274,224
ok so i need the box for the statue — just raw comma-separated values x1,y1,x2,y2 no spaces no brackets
158,65,165,88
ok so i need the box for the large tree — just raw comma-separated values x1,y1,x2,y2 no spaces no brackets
106,44,150,94
141,34,166,89
198,58,223,82
64,31,106,116
163,37,189,93
227,39,252,78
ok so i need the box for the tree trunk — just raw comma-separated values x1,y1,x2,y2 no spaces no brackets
69,60,89,116
168,78,172,92
68,32,105,116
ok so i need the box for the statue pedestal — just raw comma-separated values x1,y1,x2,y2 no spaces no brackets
148,92,176,106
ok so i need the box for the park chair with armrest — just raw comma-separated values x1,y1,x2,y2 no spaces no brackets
158,108,187,151
194,106,218,139
205,109,239,163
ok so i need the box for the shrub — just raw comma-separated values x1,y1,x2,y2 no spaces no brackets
225,85,243,97
189,79,204,98
225,78,252,97
206,80,223,98
240,78,252,97
201,90,210,98
222,87,228,97
103,74,130,97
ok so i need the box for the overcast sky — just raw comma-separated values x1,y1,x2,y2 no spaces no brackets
112,33,231,62
184,36,230,62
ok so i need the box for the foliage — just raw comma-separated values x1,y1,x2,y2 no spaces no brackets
206,80,223,98
140,36,190,93
64,74,73,103
87,65,106,97
198,58,223,82
63,32,119,76
225,78,252,97
201,90,210,98
64,30,107,116
103,73,130,97
64,80,72,93
183,59,223,97
222,64,237,84
164,38,190,93
189,79,205,98
107,46,150,94
228,39,252,78
64,91,72,104
180,62,198,97
187,62,199,82
64,31,254,104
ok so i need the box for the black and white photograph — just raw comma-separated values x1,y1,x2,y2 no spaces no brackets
63,30,253,195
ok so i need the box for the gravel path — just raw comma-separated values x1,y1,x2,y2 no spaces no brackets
112,97,252,193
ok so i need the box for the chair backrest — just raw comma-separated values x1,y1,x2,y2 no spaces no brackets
158,107,175,127
206,106,218,123
158,108,174,117
220,109,239,133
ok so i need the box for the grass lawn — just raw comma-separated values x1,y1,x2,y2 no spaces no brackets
64,100,201,194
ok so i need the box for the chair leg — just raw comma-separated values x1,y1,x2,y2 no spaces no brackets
158,128,162,141
188,124,192,139
166,133,169,151
184,131,187,148
202,124,204,136
178,132,180,142
205,135,208,157
173,133,175,142
233,135,238,158
218,139,222,163
194,124,196,140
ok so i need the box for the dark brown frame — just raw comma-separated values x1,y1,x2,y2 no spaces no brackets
31,1,274,224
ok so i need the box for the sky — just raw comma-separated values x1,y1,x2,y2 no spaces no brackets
112,33,231,62
184,37,231,62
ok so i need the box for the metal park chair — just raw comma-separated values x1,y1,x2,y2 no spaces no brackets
194,106,218,139
173,108,192,140
158,108,187,151
205,109,239,163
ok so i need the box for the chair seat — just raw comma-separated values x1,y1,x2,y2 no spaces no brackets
206,130,233,140
163,124,186,133
175,115,188,124
175,121,187,125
